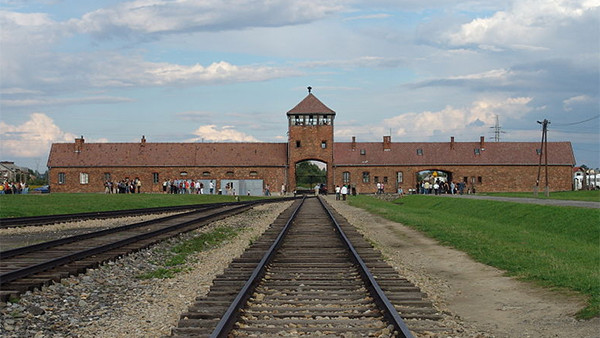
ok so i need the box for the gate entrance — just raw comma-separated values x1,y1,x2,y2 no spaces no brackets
416,170,453,194
295,160,327,193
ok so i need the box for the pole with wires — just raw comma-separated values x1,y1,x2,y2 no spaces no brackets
535,119,550,197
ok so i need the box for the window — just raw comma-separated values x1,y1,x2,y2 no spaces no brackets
417,148,423,156
463,176,468,183
104,173,111,182
478,176,483,184
374,176,379,183
226,171,234,176
250,171,258,176
180,171,188,176
80,173,89,184
203,171,210,177
321,141,327,149
153,173,159,184
383,176,388,183
360,149,366,155
536,148,542,155
308,115,317,125
58,172,66,184
362,172,370,183
342,171,350,183
296,140,301,148
397,171,403,183
474,148,481,155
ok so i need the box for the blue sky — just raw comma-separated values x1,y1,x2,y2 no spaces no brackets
1,0,598,173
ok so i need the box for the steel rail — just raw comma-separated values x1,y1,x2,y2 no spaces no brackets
0,208,214,260
0,197,299,228
209,197,306,338
317,196,414,338
0,203,251,286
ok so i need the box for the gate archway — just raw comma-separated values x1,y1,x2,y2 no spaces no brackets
295,160,327,193
416,169,453,194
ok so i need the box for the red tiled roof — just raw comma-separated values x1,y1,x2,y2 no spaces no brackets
287,93,336,115
47,142,288,167
334,141,575,166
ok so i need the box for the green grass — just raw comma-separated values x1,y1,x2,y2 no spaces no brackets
348,194,600,319
0,193,266,218
480,190,600,202
137,226,241,280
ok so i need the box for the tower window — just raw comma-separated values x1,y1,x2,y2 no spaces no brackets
296,140,301,148
321,141,327,149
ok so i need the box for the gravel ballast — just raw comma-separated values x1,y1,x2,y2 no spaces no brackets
0,202,292,337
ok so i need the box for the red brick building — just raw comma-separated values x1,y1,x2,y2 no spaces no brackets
47,90,576,194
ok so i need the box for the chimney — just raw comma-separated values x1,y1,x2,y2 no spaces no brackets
141,135,146,146
74,136,84,153
383,135,391,151
450,136,455,150
480,136,485,149
351,136,356,151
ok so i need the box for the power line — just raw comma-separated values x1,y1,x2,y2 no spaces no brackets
552,114,600,126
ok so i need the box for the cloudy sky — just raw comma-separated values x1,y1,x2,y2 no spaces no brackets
1,0,599,172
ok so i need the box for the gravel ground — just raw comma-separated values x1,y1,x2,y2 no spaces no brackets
0,202,292,338
1,198,597,337
325,196,599,338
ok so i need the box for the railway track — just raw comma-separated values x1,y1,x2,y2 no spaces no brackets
172,197,447,337
0,201,277,302
0,199,290,229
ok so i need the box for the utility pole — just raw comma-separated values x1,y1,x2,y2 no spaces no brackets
535,119,550,197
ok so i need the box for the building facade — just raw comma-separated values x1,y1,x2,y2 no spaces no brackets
47,91,576,194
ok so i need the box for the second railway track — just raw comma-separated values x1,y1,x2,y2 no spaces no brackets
0,202,260,302
172,197,447,337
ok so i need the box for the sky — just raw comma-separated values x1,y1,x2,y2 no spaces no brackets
1,0,599,173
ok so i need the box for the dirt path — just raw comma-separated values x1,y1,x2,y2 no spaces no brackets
326,196,599,337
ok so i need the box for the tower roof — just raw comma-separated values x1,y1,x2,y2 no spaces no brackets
287,93,336,116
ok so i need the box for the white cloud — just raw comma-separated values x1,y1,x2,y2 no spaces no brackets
0,113,77,157
446,0,600,50
188,125,260,142
563,95,594,111
336,97,533,141
1,96,134,107
72,0,345,37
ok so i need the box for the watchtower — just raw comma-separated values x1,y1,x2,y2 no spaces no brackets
286,87,335,192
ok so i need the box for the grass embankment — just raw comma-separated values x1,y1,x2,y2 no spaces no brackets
138,226,241,279
480,190,600,202
0,193,264,218
348,194,600,319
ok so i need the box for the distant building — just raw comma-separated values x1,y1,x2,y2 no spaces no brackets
47,90,576,194
0,161,29,183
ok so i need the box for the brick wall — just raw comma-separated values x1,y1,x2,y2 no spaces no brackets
332,165,573,193
287,124,334,191
49,166,287,193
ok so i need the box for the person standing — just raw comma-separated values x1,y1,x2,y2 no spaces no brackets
335,185,340,200
281,183,286,196
341,184,348,200
209,180,214,194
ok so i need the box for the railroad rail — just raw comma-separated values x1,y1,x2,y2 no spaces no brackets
172,197,447,337
0,199,291,229
0,199,294,302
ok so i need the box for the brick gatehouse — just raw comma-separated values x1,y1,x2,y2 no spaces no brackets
47,89,575,194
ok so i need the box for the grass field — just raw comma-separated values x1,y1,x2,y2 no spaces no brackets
348,194,600,319
0,193,265,218
480,190,600,202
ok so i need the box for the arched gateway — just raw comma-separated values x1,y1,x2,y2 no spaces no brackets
286,88,335,193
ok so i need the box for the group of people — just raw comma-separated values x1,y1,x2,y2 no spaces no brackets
334,184,350,200
162,179,214,195
0,181,28,194
104,178,142,194
417,179,468,195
